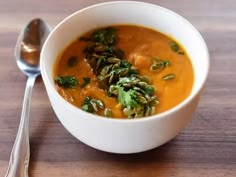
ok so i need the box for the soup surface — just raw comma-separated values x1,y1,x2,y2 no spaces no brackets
54,25,194,118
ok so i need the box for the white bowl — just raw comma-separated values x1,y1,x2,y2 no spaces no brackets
40,1,209,154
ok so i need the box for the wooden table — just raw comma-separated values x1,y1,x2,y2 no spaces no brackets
0,0,235,176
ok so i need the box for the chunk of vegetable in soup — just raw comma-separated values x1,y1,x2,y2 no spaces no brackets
53,25,194,119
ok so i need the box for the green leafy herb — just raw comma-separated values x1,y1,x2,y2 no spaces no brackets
81,77,91,88
120,60,132,68
55,76,78,88
92,27,117,45
170,41,180,52
81,97,94,113
163,74,176,80
129,69,138,74
67,56,78,67
178,51,185,55
163,60,171,66
117,86,138,108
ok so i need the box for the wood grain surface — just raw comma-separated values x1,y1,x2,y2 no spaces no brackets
0,0,236,176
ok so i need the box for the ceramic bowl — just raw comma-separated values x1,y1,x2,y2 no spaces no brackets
40,1,209,153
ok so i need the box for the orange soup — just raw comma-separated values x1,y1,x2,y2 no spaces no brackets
53,25,194,118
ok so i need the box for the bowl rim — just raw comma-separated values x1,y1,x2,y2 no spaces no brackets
40,0,210,123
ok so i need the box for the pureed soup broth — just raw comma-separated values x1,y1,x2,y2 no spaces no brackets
53,25,194,119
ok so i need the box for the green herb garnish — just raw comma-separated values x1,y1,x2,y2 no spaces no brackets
55,76,78,88
117,86,138,108
81,77,90,88
120,60,132,68
92,27,117,45
163,60,171,66
163,74,176,80
129,69,138,74
67,56,78,67
81,97,94,113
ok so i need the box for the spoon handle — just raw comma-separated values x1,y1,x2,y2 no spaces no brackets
5,75,36,177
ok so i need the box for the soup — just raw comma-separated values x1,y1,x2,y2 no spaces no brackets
53,25,194,118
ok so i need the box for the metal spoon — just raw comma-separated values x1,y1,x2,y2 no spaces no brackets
5,19,50,177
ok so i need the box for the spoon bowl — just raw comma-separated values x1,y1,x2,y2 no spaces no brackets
5,18,50,177
15,19,50,76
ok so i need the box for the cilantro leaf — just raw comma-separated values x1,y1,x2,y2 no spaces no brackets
92,27,117,45
117,86,138,107
55,76,78,88
81,97,94,113
163,60,171,66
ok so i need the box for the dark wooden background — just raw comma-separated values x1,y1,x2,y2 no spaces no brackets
0,0,235,176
